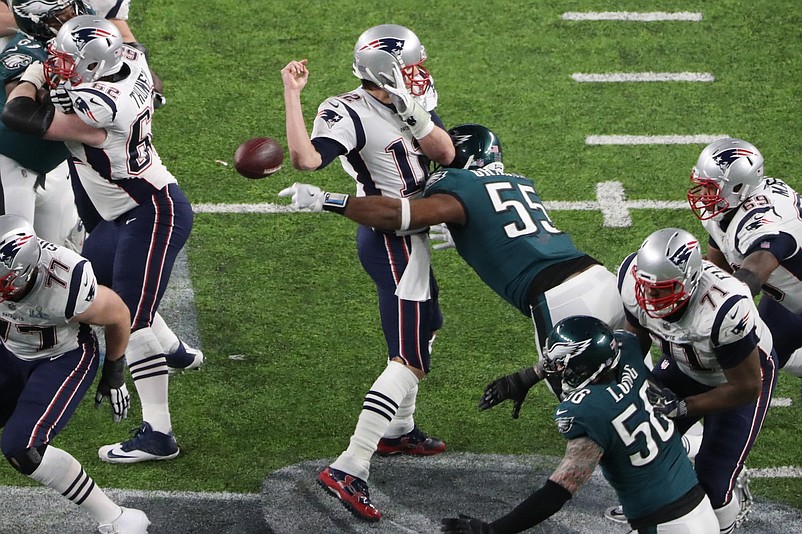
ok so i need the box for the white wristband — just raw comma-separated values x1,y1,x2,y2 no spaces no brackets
399,198,411,231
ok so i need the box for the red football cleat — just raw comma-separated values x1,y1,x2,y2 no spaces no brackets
317,466,381,522
377,426,446,456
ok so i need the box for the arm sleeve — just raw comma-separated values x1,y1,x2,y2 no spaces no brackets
489,480,573,534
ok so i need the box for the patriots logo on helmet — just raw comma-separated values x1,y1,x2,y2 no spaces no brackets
71,27,116,50
668,241,698,269
358,38,405,60
0,233,33,269
712,147,757,172
317,109,342,129
1,53,32,70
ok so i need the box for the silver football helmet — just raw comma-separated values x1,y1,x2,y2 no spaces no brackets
44,14,123,87
0,215,41,302
352,24,431,96
11,0,91,43
633,228,702,318
687,138,765,220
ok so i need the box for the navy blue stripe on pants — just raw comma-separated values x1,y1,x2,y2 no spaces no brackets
651,349,778,508
0,329,98,457
356,225,442,373
82,183,193,331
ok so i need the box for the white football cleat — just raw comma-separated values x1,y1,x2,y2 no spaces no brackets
603,504,627,524
98,507,150,534
99,422,179,464
735,467,754,527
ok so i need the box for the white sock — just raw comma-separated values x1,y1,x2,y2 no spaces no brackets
714,496,739,533
384,383,417,439
127,327,171,433
30,446,121,525
151,312,180,354
330,361,419,480
782,347,802,377
682,421,704,461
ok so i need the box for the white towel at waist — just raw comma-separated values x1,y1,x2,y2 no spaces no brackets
394,233,431,302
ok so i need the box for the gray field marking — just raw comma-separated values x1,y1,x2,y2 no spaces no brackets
3,455,800,532
261,454,802,534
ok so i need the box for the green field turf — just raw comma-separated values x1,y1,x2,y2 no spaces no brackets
3,0,802,515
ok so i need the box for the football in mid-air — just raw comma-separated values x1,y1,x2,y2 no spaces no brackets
233,137,284,179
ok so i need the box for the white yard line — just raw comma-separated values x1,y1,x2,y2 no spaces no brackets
586,134,730,145
562,12,703,22
572,72,714,82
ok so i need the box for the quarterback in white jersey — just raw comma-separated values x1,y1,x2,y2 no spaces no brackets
3,15,192,464
281,24,455,523
617,228,777,532
689,138,802,374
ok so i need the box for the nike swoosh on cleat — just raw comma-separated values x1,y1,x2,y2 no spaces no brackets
105,450,137,459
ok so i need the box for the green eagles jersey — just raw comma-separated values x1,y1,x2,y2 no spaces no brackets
0,33,71,174
554,331,698,522
423,167,585,314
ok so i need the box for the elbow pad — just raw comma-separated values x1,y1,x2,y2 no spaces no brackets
2,97,55,137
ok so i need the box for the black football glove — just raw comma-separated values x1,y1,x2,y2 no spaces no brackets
441,514,494,533
479,365,541,419
646,380,688,418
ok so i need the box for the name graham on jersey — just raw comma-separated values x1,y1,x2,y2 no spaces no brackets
129,70,151,107
606,364,638,402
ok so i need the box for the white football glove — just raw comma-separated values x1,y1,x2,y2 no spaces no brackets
20,60,47,90
49,83,73,113
379,65,434,139
278,182,325,211
430,223,455,250
94,358,130,423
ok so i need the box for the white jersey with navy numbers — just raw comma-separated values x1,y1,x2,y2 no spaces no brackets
703,178,802,314
310,86,429,201
64,45,176,221
0,241,96,361
618,256,773,387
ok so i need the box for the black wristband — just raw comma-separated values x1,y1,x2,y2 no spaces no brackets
101,357,126,388
733,268,762,296
321,192,349,215
517,365,541,388
489,479,572,533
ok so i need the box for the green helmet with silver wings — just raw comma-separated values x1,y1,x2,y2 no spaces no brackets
11,0,91,43
543,316,621,394
446,124,504,173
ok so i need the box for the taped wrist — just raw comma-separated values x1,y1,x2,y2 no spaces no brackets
321,192,349,214
404,100,434,139
101,357,126,388
733,268,762,296
1,97,55,137
490,480,572,533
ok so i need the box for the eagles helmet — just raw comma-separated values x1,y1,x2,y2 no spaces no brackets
447,124,504,173
543,316,621,394
352,24,431,96
0,215,41,302
44,14,123,87
687,138,765,221
633,228,702,318
11,0,91,43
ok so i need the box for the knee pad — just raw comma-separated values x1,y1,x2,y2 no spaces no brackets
6,444,47,476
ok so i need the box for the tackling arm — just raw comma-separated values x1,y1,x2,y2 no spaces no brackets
417,123,455,166
487,437,598,532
